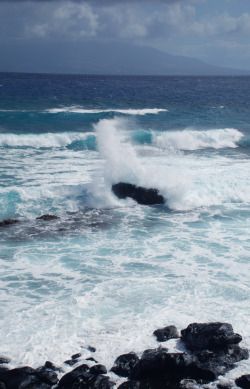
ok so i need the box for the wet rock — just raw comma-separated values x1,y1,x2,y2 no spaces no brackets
111,352,139,377
193,345,249,377
118,381,141,389
153,326,179,342
71,353,82,360
235,375,250,389
130,348,215,383
0,383,5,389
58,363,90,388
0,357,10,365
112,183,164,205
86,357,98,363
88,346,96,353
64,359,79,366
36,367,59,385
89,364,107,375
0,366,39,389
0,219,19,227
181,323,242,351
43,360,63,372
87,375,115,389
36,214,60,221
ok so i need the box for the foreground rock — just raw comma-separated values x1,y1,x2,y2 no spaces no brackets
111,353,139,377
112,183,164,205
181,323,242,351
0,219,19,227
235,375,250,389
0,366,58,389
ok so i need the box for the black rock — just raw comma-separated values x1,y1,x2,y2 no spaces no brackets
193,345,249,377
36,368,59,385
235,375,250,389
0,357,10,365
153,326,179,342
87,375,115,389
43,361,63,372
88,346,96,353
36,215,60,221
89,364,107,375
0,383,5,389
58,364,90,388
130,348,215,383
181,323,242,351
64,359,79,366
112,183,164,205
86,358,98,363
118,381,141,389
71,353,82,360
111,352,139,377
0,219,19,227
0,366,39,389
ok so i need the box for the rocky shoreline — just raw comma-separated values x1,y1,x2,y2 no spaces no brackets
0,322,250,389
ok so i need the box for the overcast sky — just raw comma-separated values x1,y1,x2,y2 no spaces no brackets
1,0,250,71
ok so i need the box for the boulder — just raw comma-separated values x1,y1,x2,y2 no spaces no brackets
36,215,60,221
0,219,19,227
0,366,39,389
112,183,164,205
153,326,179,342
89,364,107,376
111,352,139,377
181,323,242,351
235,375,250,389
58,364,90,388
0,357,10,365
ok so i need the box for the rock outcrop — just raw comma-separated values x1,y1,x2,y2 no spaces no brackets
112,183,164,205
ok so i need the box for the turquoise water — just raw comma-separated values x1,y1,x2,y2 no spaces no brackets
0,74,249,383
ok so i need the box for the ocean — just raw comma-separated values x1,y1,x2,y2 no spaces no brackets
0,73,249,384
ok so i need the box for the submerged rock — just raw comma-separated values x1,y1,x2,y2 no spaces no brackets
0,219,19,227
181,322,242,351
112,183,164,205
36,214,60,221
153,326,179,342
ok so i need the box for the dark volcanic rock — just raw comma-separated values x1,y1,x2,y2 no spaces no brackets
89,364,107,375
111,352,139,377
58,364,90,388
0,219,19,227
87,375,115,389
0,357,10,365
87,346,96,353
36,368,59,385
0,366,39,389
235,375,250,389
153,326,179,342
71,353,82,360
64,359,79,366
181,323,242,351
130,348,215,383
112,183,164,205
0,383,5,389
43,360,63,372
36,214,60,221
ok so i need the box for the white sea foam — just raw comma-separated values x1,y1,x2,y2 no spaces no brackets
46,106,167,115
0,132,93,148
152,128,243,150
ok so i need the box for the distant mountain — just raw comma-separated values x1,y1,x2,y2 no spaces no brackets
1,41,250,76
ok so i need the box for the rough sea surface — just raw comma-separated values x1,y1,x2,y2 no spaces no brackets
0,74,249,384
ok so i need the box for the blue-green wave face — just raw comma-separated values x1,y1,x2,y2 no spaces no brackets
0,74,250,380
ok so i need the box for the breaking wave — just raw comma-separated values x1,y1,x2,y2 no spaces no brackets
46,107,167,115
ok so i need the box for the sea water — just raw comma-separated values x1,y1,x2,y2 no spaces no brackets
0,74,250,384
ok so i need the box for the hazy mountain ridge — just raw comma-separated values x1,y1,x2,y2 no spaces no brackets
1,41,250,76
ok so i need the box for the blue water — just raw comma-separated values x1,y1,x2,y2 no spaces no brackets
0,73,250,383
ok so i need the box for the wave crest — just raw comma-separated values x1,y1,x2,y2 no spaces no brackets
46,107,167,115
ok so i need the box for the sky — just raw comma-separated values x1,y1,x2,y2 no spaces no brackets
1,0,250,71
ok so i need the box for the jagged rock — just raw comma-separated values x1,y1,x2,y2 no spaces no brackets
89,364,107,375
153,326,179,342
36,214,60,221
86,357,98,363
43,361,63,372
0,357,10,365
36,368,58,385
235,375,250,389
181,323,242,351
193,345,249,377
58,364,90,388
64,359,79,366
0,219,19,227
112,183,164,205
130,348,215,383
111,352,139,377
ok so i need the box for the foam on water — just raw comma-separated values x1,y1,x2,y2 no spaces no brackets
46,106,167,115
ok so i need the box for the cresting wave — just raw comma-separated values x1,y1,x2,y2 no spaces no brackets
152,128,244,150
0,132,96,149
46,107,168,115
